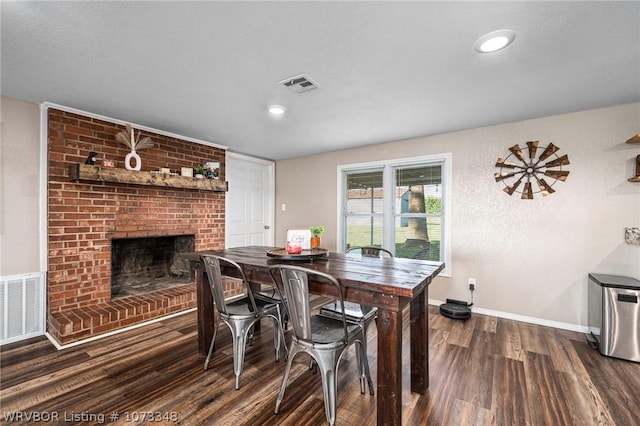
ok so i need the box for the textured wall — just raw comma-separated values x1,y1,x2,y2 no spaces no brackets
275,103,640,327
0,97,41,276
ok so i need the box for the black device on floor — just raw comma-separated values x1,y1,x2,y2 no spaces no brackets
439,298,472,320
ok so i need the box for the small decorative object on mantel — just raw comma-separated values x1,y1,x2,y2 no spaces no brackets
494,141,570,199
181,167,193,177
625,227,640,245
115,124,154,171
309,226,324,248
85,151,98,165
203,161,220,179
193,165,205,179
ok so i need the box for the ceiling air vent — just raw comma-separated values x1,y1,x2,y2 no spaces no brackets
278,74,319,94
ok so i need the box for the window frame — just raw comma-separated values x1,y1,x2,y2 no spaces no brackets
337,153,452,276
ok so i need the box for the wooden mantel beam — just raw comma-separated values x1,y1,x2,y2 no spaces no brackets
68,164,228,192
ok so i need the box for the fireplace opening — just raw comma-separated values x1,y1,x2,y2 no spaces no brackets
111,235,195,298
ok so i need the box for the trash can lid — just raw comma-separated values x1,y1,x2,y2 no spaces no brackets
589,273,640,290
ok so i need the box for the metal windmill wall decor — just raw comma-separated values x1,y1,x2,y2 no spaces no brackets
494,141,570,199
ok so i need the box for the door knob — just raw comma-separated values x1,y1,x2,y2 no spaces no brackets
264,225,270,229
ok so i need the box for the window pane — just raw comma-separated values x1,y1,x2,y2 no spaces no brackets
394,164,443,261
346,170,383,214
394,216,441,261
396,165,442,187
346,215,383,248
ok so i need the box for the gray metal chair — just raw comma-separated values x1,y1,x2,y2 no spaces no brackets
345,245,394,258
269,265,374,426
316,245,392,393
201,254,287,390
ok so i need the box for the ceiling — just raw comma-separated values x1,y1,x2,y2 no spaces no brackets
2,1,639,161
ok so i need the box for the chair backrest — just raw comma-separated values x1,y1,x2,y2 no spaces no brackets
270,265,348,344
201,254,258,316
346,246,394,258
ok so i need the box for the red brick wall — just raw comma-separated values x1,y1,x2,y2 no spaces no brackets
47,107,225,324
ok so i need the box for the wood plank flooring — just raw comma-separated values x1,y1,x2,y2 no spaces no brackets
2,302,639,425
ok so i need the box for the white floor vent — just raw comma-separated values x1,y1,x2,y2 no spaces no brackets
0,272,45,345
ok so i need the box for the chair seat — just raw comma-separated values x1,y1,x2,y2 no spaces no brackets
308,315,362,346
319,301,377,324
224,297,280,319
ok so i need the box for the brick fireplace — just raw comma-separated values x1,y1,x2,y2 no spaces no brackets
46,106,229,345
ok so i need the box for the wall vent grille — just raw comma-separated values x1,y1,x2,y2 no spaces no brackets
0,272,45,345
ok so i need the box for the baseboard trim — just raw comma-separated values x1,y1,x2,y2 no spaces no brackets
45,299,589,349
428,299,589,334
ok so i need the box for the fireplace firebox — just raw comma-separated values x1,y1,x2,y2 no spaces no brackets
111,235,195,298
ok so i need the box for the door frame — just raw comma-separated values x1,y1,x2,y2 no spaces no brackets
225,152,275,247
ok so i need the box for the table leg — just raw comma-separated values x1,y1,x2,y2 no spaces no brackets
409,287,429,393
377,307,403,425
196,270,214,355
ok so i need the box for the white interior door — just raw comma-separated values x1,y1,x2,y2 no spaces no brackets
225,153,275,248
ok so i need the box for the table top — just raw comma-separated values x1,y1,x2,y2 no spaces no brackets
186,245,445,299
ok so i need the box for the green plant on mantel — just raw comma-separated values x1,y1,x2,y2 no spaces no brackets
310,226,325,237
193,165,205,175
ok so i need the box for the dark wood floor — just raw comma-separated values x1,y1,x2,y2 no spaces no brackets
2,301,639,425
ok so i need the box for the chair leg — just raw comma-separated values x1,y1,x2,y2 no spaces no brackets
356,349,366,394
272,316,282,362
275,345,298,415
360,322,375,395
204,317,220,371
354,334,366,394
247,325,254,346
275,316,288,361
229,321,252,390
315,352,340,426
355,338,374,396
277,304,288,331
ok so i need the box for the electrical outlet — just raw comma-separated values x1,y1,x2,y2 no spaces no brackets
468,278,476,291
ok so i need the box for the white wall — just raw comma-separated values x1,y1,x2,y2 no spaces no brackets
275,103,640,328
0,96,41,276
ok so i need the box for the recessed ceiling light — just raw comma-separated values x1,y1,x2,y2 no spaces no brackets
267,105,287,115
474,29,516,53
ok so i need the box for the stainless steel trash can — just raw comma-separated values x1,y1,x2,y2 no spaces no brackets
588,273,640,362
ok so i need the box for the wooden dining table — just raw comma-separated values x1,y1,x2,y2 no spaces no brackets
187,246,444,426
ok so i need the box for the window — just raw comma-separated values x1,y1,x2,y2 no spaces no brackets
342,168,384,248
338,153,451,275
